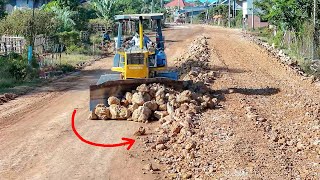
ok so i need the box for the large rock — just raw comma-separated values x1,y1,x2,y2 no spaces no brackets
108,96,120,106
155,144,166,150
176,90,192,103
132,106,152,123
109,104,131,119
128,103,139,113
158,103,167,111
119,106,131,119
171,123,182,135
143,93,152,102
143,100,158,111
185,142,196,151
208,98,218,109
94,104,111,120
90,108,99,120
167,93,176,102
109,104,120,119
132,92,145,106
154,111,169,119
121,99,130,107
156,135,170,144
167,103,175,115
136,84,149,92
155,89,165,101
125,92,133,103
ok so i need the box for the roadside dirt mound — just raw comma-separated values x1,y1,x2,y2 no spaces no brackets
0,93,18,105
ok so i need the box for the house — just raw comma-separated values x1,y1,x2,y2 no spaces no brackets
164,0,194,9
178,6,208,18
242,0,268,29
5,0,50,13
5,0,87,13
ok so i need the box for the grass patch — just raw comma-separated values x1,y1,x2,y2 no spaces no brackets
0,53,97,94
50,54,94,66
0,78,44,94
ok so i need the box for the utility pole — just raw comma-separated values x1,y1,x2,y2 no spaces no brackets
27,0,35,65
313,0,318,59
234,0,236,21
151,0,154,13
191,3,193,24
228,0,231,27
251,0,255,30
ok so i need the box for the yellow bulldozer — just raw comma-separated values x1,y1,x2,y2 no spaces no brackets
89,13,184,110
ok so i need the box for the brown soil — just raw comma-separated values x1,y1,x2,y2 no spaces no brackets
0,25,319,179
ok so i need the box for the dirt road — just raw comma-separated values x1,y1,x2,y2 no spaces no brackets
0,25,319,179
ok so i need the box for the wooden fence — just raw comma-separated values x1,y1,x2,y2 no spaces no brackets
0,36,25,55
0,35,51,55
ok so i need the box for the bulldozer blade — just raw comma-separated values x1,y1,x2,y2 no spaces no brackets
90,77,190,111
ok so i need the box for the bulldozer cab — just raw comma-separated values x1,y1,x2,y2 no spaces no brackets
110,13,167,80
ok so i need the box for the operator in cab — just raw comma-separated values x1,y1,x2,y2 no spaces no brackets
130,32,153,48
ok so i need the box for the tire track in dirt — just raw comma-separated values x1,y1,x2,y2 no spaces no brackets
205,32,296,179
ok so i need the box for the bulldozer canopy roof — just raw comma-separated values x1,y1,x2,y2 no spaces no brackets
115,13,164,20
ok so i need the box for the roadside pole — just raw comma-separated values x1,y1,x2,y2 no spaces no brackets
313,0,318,59
28,0,35,66
251,0,255,30
191,1,194,24
228,0,231,28
233,0,236,26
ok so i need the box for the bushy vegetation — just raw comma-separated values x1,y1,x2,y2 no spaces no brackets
0,0,8,19
255,0,315,48
0,53,39,88
0,10,58,43
255,0,319,75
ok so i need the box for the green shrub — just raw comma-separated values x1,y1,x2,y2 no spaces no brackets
0,53,39,82
66,45,92,54
0,78,17,89
57,30,80,47
90,34,103,44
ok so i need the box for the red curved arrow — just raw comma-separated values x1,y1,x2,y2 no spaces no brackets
71,109,135,150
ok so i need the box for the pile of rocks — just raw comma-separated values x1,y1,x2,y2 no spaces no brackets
183,67,215,85
174,36,212,77
0,93,18,105
91,83,217,123
134,36,219,179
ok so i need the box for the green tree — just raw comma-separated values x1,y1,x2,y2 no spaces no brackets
50,6,77,32
0,0,8,19
90,0,117,19
56,0,80,10
255,0,313,34
112,0,144,14
0,10,58,43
